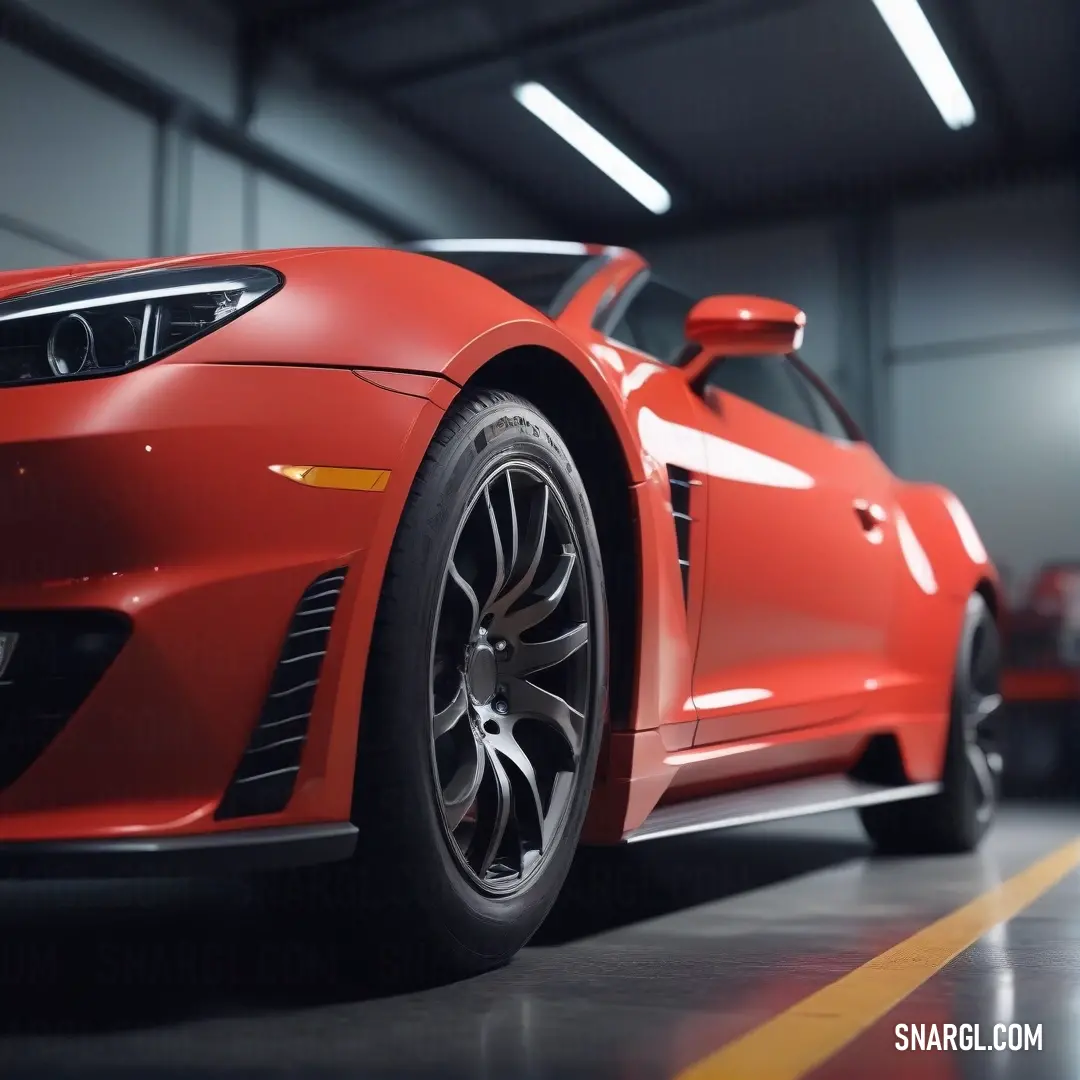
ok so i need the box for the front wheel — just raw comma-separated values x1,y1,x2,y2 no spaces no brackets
348,389,608,981
861,592,1003,854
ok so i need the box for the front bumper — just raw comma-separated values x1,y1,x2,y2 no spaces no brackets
0,360,442,846
0,822,357,878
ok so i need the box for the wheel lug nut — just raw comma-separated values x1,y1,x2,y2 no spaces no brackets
493,698,509,715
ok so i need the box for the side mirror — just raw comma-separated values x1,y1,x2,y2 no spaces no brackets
680,294,806,382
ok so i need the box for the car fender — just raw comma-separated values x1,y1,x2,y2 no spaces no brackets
164,247,647,484
1,246,648,486
894,481,998,605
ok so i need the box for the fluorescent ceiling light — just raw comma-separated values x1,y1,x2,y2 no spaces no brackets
870,0,976,129
512,81,672,215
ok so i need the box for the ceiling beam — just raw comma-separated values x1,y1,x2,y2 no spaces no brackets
364,0,819,93
220,0,570,234
607,146,1080,248
239,0,381,42
293,48,575,235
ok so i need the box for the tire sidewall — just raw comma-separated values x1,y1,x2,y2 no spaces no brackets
942,593,998,848
357,393,608,966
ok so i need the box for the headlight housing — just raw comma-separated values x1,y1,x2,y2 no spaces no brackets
0,265,282,387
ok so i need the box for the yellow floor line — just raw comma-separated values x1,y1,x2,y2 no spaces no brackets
675,837,1080,1080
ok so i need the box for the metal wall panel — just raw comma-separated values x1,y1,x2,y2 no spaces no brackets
0,41,155,259
254,173,391,250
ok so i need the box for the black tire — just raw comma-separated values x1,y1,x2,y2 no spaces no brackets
346,388,608,983
860,593,1003,854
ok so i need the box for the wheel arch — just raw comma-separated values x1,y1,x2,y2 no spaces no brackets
895,480,1001,603
466,344,641,743
974,577,1000,621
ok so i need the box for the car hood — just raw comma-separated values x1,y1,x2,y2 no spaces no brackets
0,248,352,304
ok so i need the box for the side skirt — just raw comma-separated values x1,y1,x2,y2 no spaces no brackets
624,775,941,843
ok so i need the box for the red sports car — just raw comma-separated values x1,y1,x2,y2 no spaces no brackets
0,239,1002,976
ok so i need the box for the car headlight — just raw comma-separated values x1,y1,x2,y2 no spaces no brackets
0,265,282,386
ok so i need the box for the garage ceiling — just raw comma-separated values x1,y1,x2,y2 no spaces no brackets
222,0,1079,243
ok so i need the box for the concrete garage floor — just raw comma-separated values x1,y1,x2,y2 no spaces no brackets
0,805,1076,1079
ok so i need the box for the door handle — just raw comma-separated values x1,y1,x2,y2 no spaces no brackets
853,499,887,532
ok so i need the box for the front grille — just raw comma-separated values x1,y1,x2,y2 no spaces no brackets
668,465,693,602
0,610,131,790
216,568,348,820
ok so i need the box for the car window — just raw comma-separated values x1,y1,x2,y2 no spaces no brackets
789,358,865,441
705,354,820,432
608,280,696,365
789,365,851,440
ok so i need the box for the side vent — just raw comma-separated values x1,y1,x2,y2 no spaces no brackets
668,465,693,602
216,567,348,820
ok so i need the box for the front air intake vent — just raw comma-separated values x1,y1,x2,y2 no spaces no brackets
0,611,130,791
668,466,693,602
216,567,348,820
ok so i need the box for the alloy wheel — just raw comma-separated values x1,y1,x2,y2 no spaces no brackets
429,462,592,895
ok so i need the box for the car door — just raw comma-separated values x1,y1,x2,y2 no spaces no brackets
596,275,892,739
690,351,899,744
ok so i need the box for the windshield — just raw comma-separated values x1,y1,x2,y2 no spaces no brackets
409,244,602,316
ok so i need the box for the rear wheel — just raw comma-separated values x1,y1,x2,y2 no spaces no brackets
347,389,608,981
860,592,1002,854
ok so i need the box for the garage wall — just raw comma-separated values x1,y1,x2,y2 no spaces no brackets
888,179,1080,599
892,343,1079,600
22,0,238,118
0,40,157,265
254,173,390,250
0,0,541,270
188,140,247,256
249,54,533,241
646,176,1080,599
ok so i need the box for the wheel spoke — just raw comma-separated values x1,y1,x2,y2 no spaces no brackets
482,483,507,613
966,740,996,807
971,692,1003,723
448,559,480,630
503,675,584,755
500,550,577,637
442,731,485,830
493,485,549,615
432,463,591,894
433,679,469,739
506,622,589,677
476,742,513,877
505,471,519,580
489,730,548,853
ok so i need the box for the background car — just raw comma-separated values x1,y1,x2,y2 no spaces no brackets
0,239,1001,978
1001,561,1080,792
